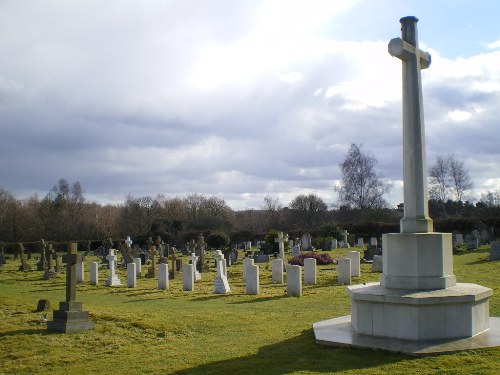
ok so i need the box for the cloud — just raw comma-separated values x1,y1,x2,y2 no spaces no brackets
1,1,500,211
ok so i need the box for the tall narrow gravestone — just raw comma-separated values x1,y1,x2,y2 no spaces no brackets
47,243,94,333
313,17,497,355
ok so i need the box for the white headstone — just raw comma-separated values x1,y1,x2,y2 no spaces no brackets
183,264,194,291
331,239,338,249
158,263,169,290
76,261,84,283
247,241,252,250
286,264,302,297
133,257,141,277
292,244,301,257
190,252,201,281
370,237,378,246
127,263,136,288
89,262,98,285
357,238,364,248
304,258,317,285
105,249,122,286
242,257,254,281
347,251,360,277
245,264,259,295
337,258,351,285
272,258,284,284
214,250,230,294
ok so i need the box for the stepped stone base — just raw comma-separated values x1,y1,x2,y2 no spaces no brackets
47,301,94,333
348,282,491,340
313,315,500,355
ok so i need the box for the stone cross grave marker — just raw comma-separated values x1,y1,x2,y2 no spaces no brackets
37,239,47,271
169,250,178,279
47,242,94,333
105,248,122,286
190,252,201,281
18,243,31,271
275,232,288,268
125,236,132,248
146,245,157,278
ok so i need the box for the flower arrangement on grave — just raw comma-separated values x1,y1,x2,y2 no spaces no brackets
289,252,334,266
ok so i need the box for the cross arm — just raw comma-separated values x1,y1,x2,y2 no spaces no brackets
388,37,431,69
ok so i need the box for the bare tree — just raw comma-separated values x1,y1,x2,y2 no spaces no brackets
429,156,450,202
448,156,473,202
335,144,390,209
429,155,473,202
261,195,282,229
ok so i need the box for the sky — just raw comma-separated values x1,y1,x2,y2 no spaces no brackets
1,0,500,210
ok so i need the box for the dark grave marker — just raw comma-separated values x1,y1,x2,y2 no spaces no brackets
47,242,94,333
18,243,31,271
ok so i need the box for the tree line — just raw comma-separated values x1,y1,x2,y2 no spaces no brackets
1,144,498,245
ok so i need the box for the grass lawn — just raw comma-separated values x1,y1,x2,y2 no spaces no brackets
0,246,499,374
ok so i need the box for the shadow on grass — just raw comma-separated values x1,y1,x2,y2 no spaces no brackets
0,328,50,337
228,295,287,304
174,329,407,375
466,258,495,265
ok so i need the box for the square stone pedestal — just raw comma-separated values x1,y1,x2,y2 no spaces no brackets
381,232,456,290
47,301,95,333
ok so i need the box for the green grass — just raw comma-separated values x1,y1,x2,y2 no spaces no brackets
1,247,499,374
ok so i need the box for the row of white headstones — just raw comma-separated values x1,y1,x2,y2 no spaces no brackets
75,249,363,297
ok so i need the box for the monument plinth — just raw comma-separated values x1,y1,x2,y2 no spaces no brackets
313,17,497,354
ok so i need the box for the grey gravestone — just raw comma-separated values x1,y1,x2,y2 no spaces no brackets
47,243,94,333
146,246,157,278
371,255,383,273
18,243,31,271
37,239,47,271
254,254,269,263
169,251,178,279
43,243,57,280
490,241,500,261
0,244,6,265
363,246,382,262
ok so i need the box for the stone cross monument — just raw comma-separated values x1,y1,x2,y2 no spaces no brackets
388,16,432,234
47,243,94,333
274,232,288,267
313,17,496,354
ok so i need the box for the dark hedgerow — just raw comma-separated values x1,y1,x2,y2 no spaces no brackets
289,252,335,266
